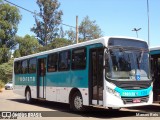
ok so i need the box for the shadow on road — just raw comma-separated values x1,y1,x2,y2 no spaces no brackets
7,98,159,118
129,104,160,112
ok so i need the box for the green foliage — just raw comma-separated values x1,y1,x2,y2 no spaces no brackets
0,2,21,64
15,35,41,56
79,16,103,41
0,80,4,90
38,38,72,52
31,0,63,46
66,16,103,43
49,38,72,48
65,28,76,42
0,59,13,84
0,45,11,64
13,49,21,58
0,3,21,49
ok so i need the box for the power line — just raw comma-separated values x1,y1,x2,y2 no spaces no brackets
61,23,75,28
4,0,39,16
3,0,76,28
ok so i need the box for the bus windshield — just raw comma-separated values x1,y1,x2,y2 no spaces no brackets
106,48,150,80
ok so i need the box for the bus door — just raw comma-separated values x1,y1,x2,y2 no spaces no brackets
37,58,46,99
89,48,104,105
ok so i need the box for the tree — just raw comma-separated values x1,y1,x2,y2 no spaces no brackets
13,49,21,58
65,28,76,42
58,26,65,38
0,45,11,64
31,0,63,46
49,38,72,48
0,59,13,84
15,35,41,56
0,3,21,49
79,16,103,41
0,2,21,64
38,38,72,52
65,16,103,43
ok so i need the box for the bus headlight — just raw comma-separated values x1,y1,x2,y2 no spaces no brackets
106,87,120,98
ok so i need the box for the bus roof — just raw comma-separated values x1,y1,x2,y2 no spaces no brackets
150,46,160,51
14,36,146,61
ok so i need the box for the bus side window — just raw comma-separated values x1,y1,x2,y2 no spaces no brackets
58,50,70,71
72,47,86,70
21,60,28,74
14,61,22,74
48,53,58,72
29,58,37,74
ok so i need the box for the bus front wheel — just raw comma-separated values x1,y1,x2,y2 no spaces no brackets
71,92,85,111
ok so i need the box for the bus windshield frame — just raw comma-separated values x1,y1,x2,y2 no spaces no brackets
105,47,151,81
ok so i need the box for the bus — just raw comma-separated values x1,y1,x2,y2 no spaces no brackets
13,36,153,111
150,47,160,102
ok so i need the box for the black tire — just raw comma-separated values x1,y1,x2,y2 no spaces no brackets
70,92,85,111
25,89,32,103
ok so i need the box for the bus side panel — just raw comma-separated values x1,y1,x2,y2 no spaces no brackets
14,74,23,96
45,43,103,105
45,71,71,102
70,70,89,105
13,74,37,98
45,70,89,104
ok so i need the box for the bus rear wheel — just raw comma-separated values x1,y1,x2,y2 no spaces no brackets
25,89,32,103
71,92,85,111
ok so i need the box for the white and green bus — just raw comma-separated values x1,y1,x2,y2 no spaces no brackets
13,36,153,111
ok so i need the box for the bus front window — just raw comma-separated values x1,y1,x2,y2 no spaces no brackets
105,49,150,80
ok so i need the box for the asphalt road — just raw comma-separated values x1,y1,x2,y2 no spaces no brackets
0,89,160,120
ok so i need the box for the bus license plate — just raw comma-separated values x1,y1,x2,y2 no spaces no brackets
133,99,141,103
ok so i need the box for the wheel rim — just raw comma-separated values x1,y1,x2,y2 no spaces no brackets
74,96,83,110
26,91,30,101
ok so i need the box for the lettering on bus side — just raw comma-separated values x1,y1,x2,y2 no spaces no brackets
19,77,35,82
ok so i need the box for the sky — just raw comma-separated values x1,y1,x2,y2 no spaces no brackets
4,0,160,47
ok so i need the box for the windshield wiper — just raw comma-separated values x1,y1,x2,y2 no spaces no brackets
136,51,144,69
139,51,144,64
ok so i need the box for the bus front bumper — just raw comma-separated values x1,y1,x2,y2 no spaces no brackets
104,91,153,108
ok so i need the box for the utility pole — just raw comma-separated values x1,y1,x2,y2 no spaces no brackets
76,16,79,44
132,28,141,38
147,0,150,47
